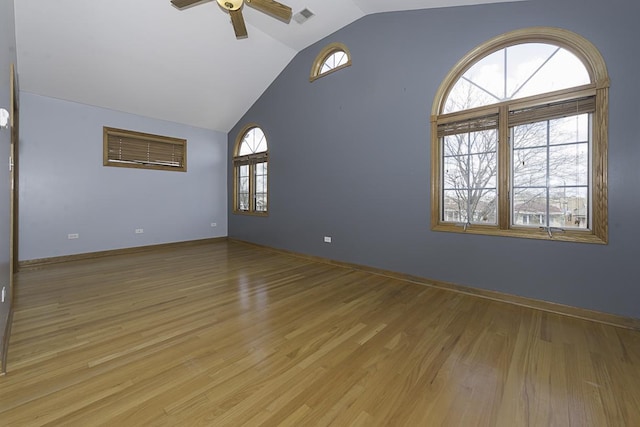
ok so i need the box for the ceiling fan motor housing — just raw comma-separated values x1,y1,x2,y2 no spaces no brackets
217,0,242,11
172,0,292,39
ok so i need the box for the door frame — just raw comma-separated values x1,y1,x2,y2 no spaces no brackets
9,63,18,290
2,63,18,373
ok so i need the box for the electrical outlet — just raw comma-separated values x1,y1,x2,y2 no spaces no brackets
135,228,144,234
211,223,217,227
68,233,79,239
324,236,332,243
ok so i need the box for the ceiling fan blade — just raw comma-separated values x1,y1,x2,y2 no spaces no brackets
229,9,248,39
171,0,208,10
245,0,292,23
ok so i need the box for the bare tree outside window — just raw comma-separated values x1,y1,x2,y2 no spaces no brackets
443,129,498,224
238,164,250,211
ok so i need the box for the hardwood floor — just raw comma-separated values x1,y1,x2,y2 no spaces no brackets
1,240,639,426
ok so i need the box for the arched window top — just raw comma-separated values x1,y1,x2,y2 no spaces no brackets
236,126,267,156
444,43,591,113
310,42,352,82
433,27,609,116
321,50,349,73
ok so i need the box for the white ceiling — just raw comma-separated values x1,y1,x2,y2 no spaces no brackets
13,0,521,133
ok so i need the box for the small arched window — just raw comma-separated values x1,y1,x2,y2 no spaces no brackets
234,125,268,215
310,42,352,82
431,27,609,243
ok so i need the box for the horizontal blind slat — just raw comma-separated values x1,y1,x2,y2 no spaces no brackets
437,113,499,137
509,96,595,127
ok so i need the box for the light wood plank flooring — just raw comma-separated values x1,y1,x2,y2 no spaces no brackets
1,240,639,426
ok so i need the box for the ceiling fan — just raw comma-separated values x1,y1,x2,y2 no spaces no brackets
171,0,293,39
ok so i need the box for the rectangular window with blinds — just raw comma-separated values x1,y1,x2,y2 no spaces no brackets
103,127,187,172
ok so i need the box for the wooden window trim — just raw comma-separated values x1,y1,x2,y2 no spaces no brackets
233,124,269,216
309,42,352,82
103,127,186,172
430,27,609,244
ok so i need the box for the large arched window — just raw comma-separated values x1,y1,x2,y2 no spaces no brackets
431,27,608,243
234,125,268,215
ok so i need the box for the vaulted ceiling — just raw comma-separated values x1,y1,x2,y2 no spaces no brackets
13,0,521,133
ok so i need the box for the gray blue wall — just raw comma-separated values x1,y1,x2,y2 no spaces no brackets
19,93,228,261
1,0,17,364
228,0,640,319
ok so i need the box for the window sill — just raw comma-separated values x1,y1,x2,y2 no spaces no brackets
431,223,607,244
233,210,269,217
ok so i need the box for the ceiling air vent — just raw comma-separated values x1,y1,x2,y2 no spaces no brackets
293,8,314,24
